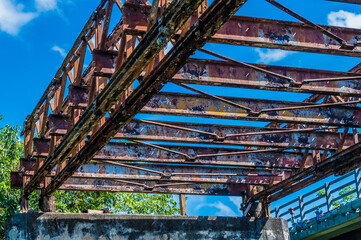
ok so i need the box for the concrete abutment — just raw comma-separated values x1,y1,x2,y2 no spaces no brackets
6,212,290,239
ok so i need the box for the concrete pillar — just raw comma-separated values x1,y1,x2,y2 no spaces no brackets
39,195,56,212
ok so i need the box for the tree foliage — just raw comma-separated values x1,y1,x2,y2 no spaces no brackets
0,124,23,240
317,186,357,210
0,119,180,239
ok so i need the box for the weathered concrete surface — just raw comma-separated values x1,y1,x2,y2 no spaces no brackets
6,212,290,240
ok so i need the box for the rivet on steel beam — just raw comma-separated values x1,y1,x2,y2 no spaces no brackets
185,156,196,162
213,136,225,142
248,111,260,117
289,81,303,88
161,172,172,178
340,42,356,50
144,185,154,190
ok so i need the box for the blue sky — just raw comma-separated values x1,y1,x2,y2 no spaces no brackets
1,0,361,217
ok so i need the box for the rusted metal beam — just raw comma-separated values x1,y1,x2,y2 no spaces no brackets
268,175,324,202
21,159,279,185
175,59,361,96
179,58,361,97
11,171,253,196
23,0,204,198
74,162,282,180
266,0,353,49
47,114,354,151
59,182,249,196
122,3,361,57
42,0,250,196
141,92,361,127
118,120,352,150
199,48,296,85
32,139,310,169
211,16,361,56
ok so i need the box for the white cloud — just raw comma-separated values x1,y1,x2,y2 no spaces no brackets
208,201,237,216
0,0,62,36
229,197,242,209
51,45,66,57
0,0,38,35
255,48,294,64
194,201,236,216
35,0,58,12
328,10,361,29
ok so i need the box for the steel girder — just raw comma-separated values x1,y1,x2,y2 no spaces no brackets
14,0,361,212
122,3,361,57
176,59,361,97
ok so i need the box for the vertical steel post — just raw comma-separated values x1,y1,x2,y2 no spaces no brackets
299,195,305,221
325,183,332,212
355,168,361,199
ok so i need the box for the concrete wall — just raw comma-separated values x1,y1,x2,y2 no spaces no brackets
6,212,290,240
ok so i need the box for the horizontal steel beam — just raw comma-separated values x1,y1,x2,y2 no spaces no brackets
141,92,361,127
123,3,361,57
46,115,353,150
175,59,361,96
212,16,361,57
118,120,352,150
12,171,249,195
22,158,279,185
32,139,311,169
59,182,247,196
96,144,306,169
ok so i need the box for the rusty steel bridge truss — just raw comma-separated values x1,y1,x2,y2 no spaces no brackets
11,0,361,216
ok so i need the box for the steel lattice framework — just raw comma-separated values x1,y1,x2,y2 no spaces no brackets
11,0,361,216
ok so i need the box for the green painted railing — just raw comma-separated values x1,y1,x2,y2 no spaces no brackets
271,168,361,227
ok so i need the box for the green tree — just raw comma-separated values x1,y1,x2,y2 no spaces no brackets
0,120,180,239
316,186,357,210
0,124,23,240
